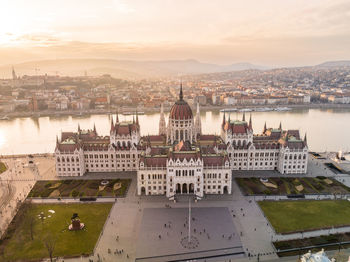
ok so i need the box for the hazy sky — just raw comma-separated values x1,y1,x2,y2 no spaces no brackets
0,0,350,66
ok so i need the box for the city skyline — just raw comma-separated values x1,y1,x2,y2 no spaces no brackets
0,0,350,67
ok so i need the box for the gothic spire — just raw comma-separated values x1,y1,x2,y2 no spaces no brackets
93,123,96,133
136,110,139,125
111,117,114,131
263,122,267,133
116,110,119,123
179,82,183,100
304,132,307,143
78,123,81,132
279,121,282,130
159,103,166,136
133,114,135,123
223,112,226,125
242,112,246,122
249,114,252,129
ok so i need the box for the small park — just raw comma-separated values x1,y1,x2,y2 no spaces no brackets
0,203,112,261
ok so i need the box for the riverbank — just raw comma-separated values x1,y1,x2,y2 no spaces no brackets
2,103,350,119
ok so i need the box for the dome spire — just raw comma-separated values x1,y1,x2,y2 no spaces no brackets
179,82,183,100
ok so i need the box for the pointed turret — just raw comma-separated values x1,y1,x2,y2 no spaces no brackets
116,110,119,123
136,110,139,125
228,113,231,123
279,121,282,130
179,82,183,100
56,135,59,145
249,114,252,129
222,112,226,126
110,117,114,132
93,123,96,133
133,115,135,124
12,66,17,80
195,102,202,137
304,132,307,143
263,122,267,133
242,112,246,122
78,123,81,132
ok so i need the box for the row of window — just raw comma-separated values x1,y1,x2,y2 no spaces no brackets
140,174,166,180
175,169,195,177
57,157,79,162
233,161,278,166
204,173,229,179
58,167,80,172
85,153,140,159
86,163,137,168
284,154,307,160
229,152,279,158
284,165,305,170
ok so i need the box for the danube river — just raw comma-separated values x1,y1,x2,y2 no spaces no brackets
0,108,349,155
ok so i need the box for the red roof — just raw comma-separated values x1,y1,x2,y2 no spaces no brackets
203,156,228,167
142,157,167,167
169,100,193,120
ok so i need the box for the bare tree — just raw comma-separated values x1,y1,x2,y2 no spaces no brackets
28,216,35,240
44,236,56,262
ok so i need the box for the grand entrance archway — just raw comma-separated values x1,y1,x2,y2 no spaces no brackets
176,183,181,194
182,183,188,194
189,183,194,194
141,186,146,195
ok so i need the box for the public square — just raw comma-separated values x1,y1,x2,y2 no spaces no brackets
1,154,350,261
135,207,244,261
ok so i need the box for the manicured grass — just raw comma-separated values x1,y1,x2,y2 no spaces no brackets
0,203,112,261
259,200,350,234
28,179,131,198
274,232,350,256
0,161,7,174
236,177,350,195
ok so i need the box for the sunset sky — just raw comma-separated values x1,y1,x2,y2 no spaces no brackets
0,0,350,66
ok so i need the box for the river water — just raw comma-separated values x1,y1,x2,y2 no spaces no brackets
0,108,349,155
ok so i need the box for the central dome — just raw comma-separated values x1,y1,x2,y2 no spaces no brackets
169,85,193,120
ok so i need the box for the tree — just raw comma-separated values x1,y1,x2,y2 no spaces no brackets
28,216,35,241
44,235,56,262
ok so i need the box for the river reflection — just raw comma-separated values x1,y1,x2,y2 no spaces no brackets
0,108,350,154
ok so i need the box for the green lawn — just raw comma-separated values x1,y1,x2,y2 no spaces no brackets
0,203,112,261
28,179,131,198
236,177,350,195
259,200,350,234
0,161,7,174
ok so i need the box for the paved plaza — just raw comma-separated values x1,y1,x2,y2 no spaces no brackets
3,153,350,261
135,207,244,261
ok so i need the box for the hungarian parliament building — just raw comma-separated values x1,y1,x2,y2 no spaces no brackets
55,86,308,198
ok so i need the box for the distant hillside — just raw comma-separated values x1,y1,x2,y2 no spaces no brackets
316,60,350,68
0,59,268,79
